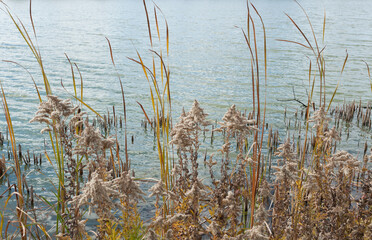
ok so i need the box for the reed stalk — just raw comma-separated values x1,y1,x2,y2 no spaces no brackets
241,2,268,229
1,0,371,239
0,82,27,239
129,0,172,228
1,1,104,236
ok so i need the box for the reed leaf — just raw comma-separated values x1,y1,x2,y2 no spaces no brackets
106,37,129,170
363,61,372,93
327,50,348,112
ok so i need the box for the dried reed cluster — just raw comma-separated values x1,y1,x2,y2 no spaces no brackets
2,94,371,239
144,101,372,240
29,95,145,239
269,106,372,240
1,0,371,239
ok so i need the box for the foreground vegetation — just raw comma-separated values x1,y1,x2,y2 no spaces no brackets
0,0,371,239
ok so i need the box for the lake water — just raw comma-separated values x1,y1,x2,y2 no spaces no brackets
0,0,371,228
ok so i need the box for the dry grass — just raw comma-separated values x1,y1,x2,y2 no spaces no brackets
0,0,371,239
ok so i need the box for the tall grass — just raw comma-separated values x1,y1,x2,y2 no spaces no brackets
0,82,27,239
1,1,105,238
0,0,371,239
242,2,268,228
365,61,372,94
129,0,173,226
1,1,68,235
1,0,148,238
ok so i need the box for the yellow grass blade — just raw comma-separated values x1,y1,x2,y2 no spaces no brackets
153,2,169,56
3,4,52,96
60,81,103,119
154,7,160,41
130,53,162,102
276,39,311,49
106,37,129,170
327,50,348,112
65,54,77,98
0,82,27,238
143,0,153,47
363,61,372,93
340,50,348,75
136,101,152,124
2,60,42,102
285,13,314,52
16,207,52,239
74,63,84,102
322,10,326,43
295,0,320,54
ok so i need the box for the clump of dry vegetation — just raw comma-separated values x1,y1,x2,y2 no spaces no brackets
0,0,371,239
142,101,371,240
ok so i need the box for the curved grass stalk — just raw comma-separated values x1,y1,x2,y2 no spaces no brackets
241,3,269,229
1,2,51,96
130,2,173,225
0,82,27,239
106,37,129,172
363,61,372,94
1,1,104,235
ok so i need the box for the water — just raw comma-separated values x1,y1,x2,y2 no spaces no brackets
0,0,371,231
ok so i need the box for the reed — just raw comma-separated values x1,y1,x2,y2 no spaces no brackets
0,0,371,239
1,1,113,238
129,1,173,235
365,61,372,94
1,1,69,235
0,82,27,239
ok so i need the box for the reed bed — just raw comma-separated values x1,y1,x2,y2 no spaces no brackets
0,0,371,239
